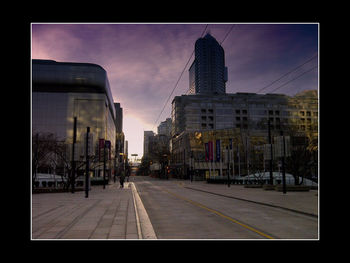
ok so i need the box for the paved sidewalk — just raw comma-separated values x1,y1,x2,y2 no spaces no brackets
32,182,139,239
180,181,318,217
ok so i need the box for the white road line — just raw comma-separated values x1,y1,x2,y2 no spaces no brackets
130,182,157,239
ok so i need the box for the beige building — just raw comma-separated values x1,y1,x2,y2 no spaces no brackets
170,90,318,179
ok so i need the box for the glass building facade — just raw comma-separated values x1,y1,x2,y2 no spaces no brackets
32,59,116,179
191,33,228,95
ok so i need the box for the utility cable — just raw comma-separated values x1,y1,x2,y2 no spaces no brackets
255,53,318,94
152,24,208,130
267,65,318,94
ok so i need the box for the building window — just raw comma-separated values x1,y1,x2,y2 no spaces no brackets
243,117,248,121
208,109,213,114
208,116,213,121
275,110,280,116
306,111,311,116
242,110,247,115
236,109,240,114
313,112,318,117
236,123,241,128
201,116,206,121
268,110,274,115
201,123,207,128
236,117,240,121
208,123,214,129
201,109,206,113
300,111,305,116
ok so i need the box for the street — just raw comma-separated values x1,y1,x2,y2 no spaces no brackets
31,176,318,240
131,176,318,239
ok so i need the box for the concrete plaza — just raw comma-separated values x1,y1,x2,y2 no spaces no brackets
32,182,139,239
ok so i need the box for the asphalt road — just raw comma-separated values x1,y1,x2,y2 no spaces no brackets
131,176,318,240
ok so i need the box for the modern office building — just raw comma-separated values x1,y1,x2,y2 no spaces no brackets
32,59,116,180
189,33,228,95
170,90,318,179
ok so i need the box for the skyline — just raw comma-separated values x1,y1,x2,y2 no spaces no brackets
31,23,319,158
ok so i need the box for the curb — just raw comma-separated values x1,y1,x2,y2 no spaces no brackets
130,182,157,239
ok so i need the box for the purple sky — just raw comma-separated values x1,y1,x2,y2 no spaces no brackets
31,23,318,158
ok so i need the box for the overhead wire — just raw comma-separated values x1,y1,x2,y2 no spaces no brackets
152,24,208,130
255,53,318,94
267,65,318,94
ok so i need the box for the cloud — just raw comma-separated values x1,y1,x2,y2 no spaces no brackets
31,23,318,156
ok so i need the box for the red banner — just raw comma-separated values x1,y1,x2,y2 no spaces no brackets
208,141,213,161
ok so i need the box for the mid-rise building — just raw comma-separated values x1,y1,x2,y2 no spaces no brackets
143,131,155,158
32,59,116,180
157,118,172,137
170,90,318,179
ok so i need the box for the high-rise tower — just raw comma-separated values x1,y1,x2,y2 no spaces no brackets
189,33,228,95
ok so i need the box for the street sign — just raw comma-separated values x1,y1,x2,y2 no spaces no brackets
223,149,228,164
264,144,272,160
273,136,291,158
73,143,79,161
99,139,105,161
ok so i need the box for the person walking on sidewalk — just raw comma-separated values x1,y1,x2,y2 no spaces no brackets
119,170,125,188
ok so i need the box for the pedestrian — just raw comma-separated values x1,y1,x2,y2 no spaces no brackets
126,166,130,182
119,170,125,188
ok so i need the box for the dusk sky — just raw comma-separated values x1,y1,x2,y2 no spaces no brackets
31,23,318,158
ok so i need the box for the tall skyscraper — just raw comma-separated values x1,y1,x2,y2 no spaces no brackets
189,33,228,95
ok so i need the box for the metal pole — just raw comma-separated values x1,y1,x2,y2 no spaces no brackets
85,127,90,198
268,119,273,185
281,130,287,194
103,140,106,189
227,147,230,187
71,116,77,193
238,145,240,177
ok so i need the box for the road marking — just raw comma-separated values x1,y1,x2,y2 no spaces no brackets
131,182,157,239
162,188,274,239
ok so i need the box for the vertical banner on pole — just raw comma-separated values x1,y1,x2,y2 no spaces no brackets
208,141,213,178
205,143,209,162
208,141,213,161
216,139,221,162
